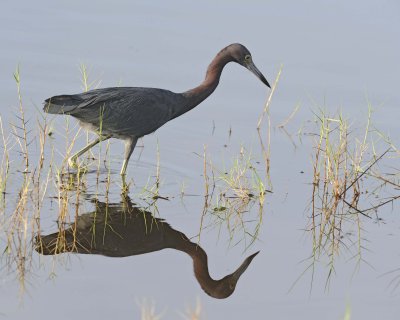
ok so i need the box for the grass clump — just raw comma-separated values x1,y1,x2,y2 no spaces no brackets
198,146,270,249
302,105,399,290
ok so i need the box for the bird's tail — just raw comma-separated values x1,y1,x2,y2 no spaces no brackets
43,95,80,114
35,232,75,255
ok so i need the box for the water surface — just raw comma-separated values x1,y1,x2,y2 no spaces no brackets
1,1,400,319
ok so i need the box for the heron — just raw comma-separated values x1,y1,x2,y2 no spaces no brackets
44,43,270,175
36,195,259,299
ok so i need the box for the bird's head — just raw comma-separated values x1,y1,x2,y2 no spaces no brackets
204,251,260,299
227,43,271,88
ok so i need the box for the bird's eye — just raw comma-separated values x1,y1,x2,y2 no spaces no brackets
244,55,251,62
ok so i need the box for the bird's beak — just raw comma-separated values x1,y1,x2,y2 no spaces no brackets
231,251,260,282
246,62,271,88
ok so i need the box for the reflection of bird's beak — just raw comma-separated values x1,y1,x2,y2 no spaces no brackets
247,62,271,88
232,251,260,282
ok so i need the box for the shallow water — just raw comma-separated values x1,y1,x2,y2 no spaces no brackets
1,1,400,319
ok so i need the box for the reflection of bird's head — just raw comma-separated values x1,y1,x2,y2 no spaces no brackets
203,251,260,299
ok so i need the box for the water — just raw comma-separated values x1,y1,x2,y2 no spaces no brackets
1,1,400,319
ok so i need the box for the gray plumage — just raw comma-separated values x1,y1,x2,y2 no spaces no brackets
44,43,270,176
44,87,185,138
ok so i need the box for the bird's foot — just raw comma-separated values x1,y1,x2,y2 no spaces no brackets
68,156,78,168
121,174,132,194
121,182,129,195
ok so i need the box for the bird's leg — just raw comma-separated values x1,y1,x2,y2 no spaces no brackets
121,174,131,195
68,135,111,168
120,137,138,176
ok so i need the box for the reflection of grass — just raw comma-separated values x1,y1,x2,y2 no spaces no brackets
342,302,352,320
380,267,400,293
199,146,269,248
137,299,164,320
301,106,399,290
179,298,203,320
136,298,203,320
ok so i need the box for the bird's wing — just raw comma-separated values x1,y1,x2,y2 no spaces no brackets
76,88,180,137
44,87,183,137
43,88,121,114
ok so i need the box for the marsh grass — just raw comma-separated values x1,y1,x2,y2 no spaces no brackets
132,140,171,218
196,64,283,247
79,63,102,92
0,117,10,201
80,63,102,165
12,65,29,172
0,66,59,295
0,65,179,298
256,64,283,185
299,106,399,290
0,65,104,295
277,102,301,149
5,60,399,306
198,145,269,248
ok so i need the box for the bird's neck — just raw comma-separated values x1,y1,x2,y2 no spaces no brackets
174,51,234,119
174,239,222,296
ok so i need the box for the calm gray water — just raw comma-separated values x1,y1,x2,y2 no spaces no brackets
1,1,400,319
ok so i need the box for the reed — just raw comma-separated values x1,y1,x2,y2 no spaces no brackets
198,146,269,249
302,105,398,290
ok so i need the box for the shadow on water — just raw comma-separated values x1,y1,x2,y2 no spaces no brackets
35,193,259,299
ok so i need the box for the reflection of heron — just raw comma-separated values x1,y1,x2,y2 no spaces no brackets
36,196,259,299
43,43,270,175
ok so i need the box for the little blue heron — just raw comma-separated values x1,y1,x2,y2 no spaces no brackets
44,43,270,175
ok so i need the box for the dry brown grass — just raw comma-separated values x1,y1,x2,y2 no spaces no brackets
300,106,400,290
